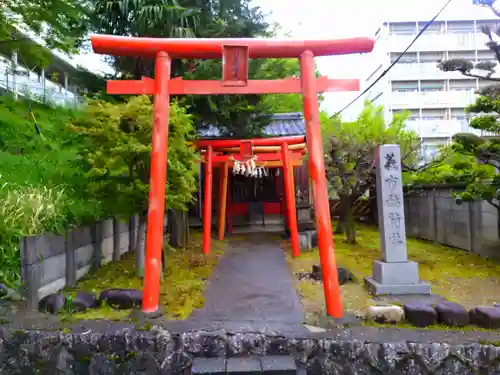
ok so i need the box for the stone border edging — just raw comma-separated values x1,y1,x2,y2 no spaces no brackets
2,325,500,374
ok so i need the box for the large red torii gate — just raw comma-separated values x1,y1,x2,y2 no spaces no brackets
90,34,375,319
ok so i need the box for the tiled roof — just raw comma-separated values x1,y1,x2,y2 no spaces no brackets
197,112,305,138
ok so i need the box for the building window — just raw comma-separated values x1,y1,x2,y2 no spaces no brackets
394,88,418,92
420,87,442,92
389,22,417,36
447,21,475,34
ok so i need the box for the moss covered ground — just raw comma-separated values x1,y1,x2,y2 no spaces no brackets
63,231,227,321
284,223,500,326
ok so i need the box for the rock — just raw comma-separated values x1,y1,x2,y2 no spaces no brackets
311,265,322,281
311,265,355,285
435,302,469,327
304,325,327,333
470,306,500,329
404,302,437,327
68,292,99,312
366,305,404,324
99,288,142,309
338,267,355,285
39,293,66,314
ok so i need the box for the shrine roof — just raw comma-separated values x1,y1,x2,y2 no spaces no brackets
197,113,305,139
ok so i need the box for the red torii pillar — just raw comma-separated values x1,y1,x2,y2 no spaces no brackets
281,143,300,257
201,144,305,251
90,34,375,318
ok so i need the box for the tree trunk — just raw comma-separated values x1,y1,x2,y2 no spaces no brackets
184,212,190,249
345,206,357,244
168,210,182,248
128,215,138,253
135,214,147,278
334,195,351,234
112,217,121,262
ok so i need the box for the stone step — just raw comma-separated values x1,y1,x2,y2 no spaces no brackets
192,355,297,375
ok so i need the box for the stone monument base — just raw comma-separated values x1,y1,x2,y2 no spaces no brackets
364,260,431,296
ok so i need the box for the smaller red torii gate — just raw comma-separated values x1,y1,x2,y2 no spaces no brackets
90,34,375,319
196,135,307,258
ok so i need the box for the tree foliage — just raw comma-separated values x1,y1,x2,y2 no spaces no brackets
438,25,500,81
447,90,500,207
90,0,269,78
87,0,307,136
1,0,88,53
437,18,500,237
183,57,305,137
321,101,419,244
68,95,199,217
406,147,495,186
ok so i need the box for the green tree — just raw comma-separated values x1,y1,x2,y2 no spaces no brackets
322,102,419,244
437,19,500,238
69,95,199,276
447,90,500,235
438,24,500,82
183,57,309,137
1,0,88,53
89,0,312,136
405,146,495,186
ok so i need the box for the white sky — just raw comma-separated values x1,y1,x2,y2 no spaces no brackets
70,0,499,119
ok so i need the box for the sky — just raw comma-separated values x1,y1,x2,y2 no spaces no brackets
69,0,499,119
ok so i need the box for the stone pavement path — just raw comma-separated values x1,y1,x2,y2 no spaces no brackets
189,234,305,327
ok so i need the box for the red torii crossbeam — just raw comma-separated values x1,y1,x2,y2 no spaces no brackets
90,34,375,319
107,76,360,95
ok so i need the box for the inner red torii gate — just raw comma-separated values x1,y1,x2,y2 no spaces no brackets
90,34,375,319
196,135,307,258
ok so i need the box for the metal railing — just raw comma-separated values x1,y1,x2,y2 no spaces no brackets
0,56,84,108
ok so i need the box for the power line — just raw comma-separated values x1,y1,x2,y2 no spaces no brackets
333,0,454,117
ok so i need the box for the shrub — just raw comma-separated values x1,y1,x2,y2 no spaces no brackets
0,183,69,286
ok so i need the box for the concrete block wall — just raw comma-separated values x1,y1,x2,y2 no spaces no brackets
405,187,500,259
20,215,139,310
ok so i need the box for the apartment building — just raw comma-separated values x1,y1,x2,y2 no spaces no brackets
366,9,500,162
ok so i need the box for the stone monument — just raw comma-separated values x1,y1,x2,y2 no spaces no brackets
365,144,431,295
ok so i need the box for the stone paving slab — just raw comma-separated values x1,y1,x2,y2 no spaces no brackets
192,357,227,375
189,235,304,326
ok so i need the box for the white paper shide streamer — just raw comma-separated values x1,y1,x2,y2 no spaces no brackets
232,156,268,178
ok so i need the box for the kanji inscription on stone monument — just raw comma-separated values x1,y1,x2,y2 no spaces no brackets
378,145,407,262
364,144,431,295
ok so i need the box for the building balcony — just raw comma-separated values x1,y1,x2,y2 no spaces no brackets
389,63,476,81
405,119,494,139
0,55,82,107
404,119,468,138
387,33,490,52
390,90,477,109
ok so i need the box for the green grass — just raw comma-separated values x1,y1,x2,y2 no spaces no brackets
62,232,227,321
0,95,104,286
285,223,500,327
